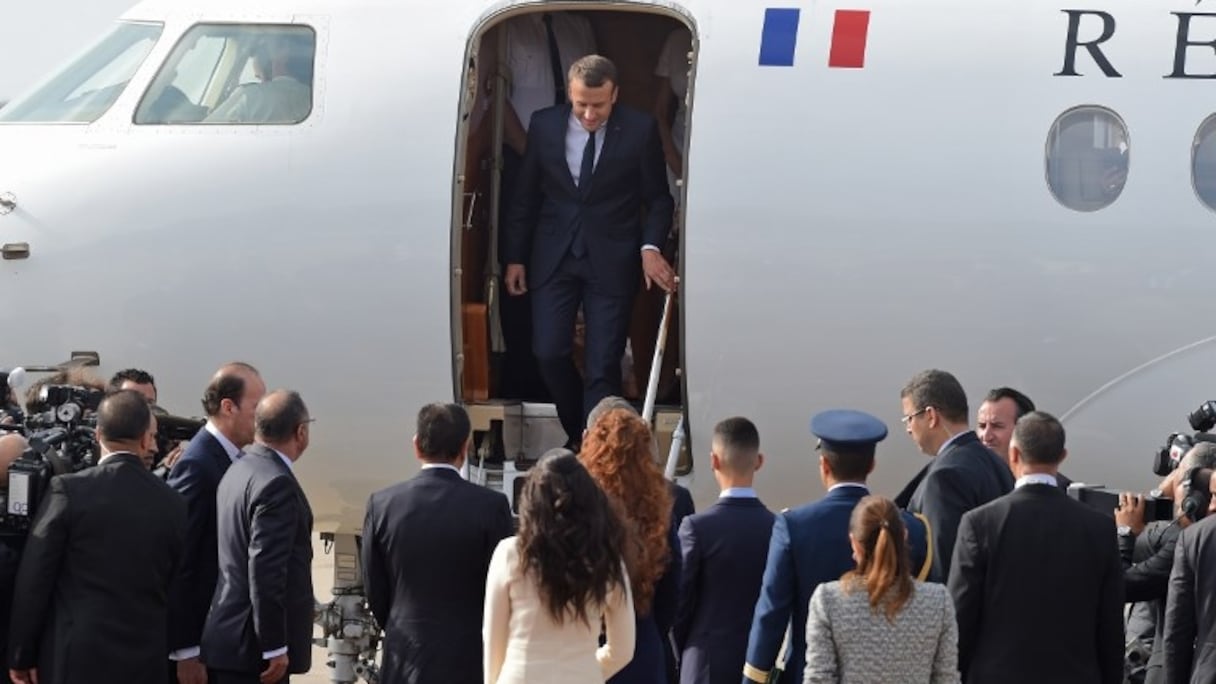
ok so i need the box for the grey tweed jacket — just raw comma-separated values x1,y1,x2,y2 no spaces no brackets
803,580,960,684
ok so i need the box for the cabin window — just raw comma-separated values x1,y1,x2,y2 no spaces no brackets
1045,106,1129,212
0,21,163,124
134,24,315,125
1193,115,1216,212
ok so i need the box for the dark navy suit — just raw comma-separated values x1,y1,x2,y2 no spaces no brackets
741,484,933,684
674,493,775,684
504,102,673,442
166,426,238,665
899,431,1014,581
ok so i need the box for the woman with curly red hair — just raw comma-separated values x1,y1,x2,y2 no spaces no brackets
581,407,680,684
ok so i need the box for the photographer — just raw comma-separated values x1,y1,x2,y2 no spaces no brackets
7,390,186,684
1116,442,1216,684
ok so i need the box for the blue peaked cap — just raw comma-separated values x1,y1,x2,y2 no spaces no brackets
810,409,888,452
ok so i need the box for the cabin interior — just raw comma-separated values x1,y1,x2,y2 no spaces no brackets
452,7,694,501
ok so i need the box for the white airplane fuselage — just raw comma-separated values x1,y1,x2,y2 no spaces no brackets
0,0,1212,535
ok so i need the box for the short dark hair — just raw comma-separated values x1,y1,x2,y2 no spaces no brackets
1011,411,1066,465
713,417,760,471
109,368,155,392
984,387,1035,418
201,362,259,417
568,54,618,88
901,369,969,424
97,389,153,443
416,403,471,463
255,390,309,443
820,445,874,481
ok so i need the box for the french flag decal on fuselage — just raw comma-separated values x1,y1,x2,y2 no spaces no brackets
759,8,871,68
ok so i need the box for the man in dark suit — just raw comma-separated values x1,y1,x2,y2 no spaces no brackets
674,417,774,684
167,362,266,684
8,390,187,684
895,369,1014,581
504,53,675,449
200,390,315,684
1161,462,1216,684
948,411,1123,683
742,410,933,684
360,403,514,684
975,386,1074,490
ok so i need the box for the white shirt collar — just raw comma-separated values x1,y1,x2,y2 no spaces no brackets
1016,473,1058,489
720,487,758,499
829,482,869,493
205,420,242,462
422,463,463,476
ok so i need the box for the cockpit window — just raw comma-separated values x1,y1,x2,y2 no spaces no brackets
0,21,163,124
135,24,315,125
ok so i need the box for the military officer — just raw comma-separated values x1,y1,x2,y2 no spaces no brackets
741,409,934,684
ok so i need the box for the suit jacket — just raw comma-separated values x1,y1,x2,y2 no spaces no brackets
166,427,234,654
360,466,514,684
741,484,932,684
670,481,695,531
948,483,1124,684
200,444,314,674
673,496,775,684
1162,513,1216,684
504,103,673,296
903,431,1014,581
8,452,187,684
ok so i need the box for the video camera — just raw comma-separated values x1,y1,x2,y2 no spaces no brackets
1068,485,1176,523
0,382,105,538
1152,401,1216,476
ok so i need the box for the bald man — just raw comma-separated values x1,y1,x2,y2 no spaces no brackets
202,390,315,684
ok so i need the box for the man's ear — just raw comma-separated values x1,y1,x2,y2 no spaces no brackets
754,452,765,472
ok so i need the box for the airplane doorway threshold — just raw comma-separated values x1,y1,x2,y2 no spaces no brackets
449,3,695,509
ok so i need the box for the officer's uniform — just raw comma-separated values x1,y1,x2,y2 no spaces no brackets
741,410,935,684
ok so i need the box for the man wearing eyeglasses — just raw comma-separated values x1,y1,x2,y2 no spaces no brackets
894,369,1013,582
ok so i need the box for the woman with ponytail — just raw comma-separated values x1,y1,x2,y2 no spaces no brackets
803,495,959,683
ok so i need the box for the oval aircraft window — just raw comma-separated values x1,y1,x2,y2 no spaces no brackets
1045,106,1129,212
1193,115,1216,212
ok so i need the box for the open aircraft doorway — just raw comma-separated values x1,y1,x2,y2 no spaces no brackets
451,2,696,508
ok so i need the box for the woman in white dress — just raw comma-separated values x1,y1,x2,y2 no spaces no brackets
483,448,636,684
803,495,960,684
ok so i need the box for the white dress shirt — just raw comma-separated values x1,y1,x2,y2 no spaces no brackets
566,112,605,186
720,487,758,499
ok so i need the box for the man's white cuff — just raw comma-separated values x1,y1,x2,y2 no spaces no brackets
169,646,200,661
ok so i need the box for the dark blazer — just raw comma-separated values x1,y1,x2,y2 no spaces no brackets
361,466,513,684
673,496,775,684
671,481,695,531
948,482,1124,684
200,444,314,675
504,103,673,296
904,431,1014,580
741,484,932,684
8,452,186,684
1124,521,1181,684
166,426,234,654
1163,513,1216,684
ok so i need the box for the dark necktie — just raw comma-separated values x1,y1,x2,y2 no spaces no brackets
572,129,596,258
542,14,565,105
579,129,597,190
